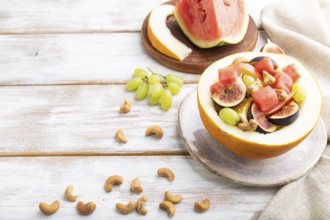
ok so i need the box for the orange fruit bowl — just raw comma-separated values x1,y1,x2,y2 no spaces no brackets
197,52,322,159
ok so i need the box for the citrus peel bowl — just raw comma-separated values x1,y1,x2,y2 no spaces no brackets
197,52,322,159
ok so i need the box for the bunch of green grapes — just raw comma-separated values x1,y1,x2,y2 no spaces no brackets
125,68,184,111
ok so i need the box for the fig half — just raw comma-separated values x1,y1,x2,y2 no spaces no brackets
248,103,277,133
265,91,295,117
268,101,299,126
260,39,286,54
211,78,246,107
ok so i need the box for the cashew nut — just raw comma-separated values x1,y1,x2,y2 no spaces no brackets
165,191,182,204
116,200,137,215
115,129,127,143
39,200,60,215
130,177,143,194
64,185,77,202
136,195,148,215
76,201,96,215
238,119,258,132
194,199,210,212
105,175,123,192
262,70,276,86
159,201,175,217
120,98,131,113
247,79,263,94
145,125,163,138
275,89,289,101
157,167,175,181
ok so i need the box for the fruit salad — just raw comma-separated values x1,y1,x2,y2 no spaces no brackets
210,56,306,133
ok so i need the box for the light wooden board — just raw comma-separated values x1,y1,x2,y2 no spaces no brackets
0,0,276,34
0,32,267,85
0,0,165,34
0,1,281,219
0,156,279,219
0,84,198,155
0,0,278,220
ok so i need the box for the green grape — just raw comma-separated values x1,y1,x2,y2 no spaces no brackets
291,82,306,104
134,68,148,79
165,74,183,87
148,74,161,84
167,82,181,95
160,89,172,111
148,95,159,105
242,74,255,88
219,108,240,125
150,82,164,98
135,82,149,100
126,77,143,91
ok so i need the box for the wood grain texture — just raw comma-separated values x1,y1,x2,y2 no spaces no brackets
0,0,165,34
0,0,276,34
0,1,281,218
0,32,267,85
0,84,198,155
0,156,279,219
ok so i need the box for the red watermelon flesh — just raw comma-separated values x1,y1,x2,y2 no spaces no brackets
174,0,249,48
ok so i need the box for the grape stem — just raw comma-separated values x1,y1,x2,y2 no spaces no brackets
147,68,165,78
146,68,167,87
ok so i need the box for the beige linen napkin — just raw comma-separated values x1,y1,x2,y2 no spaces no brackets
253,0,330,219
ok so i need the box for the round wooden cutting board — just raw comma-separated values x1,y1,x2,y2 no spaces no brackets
141,1,258,74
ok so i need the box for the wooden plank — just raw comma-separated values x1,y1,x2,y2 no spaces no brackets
0,0,276,34
0,32,267,85
0,84,199,155
0,156,279,219
0,0,165,34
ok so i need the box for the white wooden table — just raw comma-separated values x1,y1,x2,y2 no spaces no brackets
0,0,280,219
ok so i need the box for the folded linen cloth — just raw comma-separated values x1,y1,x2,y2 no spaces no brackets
253,0,330,219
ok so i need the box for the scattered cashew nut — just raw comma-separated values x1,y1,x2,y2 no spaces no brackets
145,125,163,138
194,199,210,213
105,175,123,192
116,200,137,215
159,201,175,217
238,119,258,132
120,98,131,113
130,177,143,194
64,185,77,202
157,167,175,181
165,191,182,204
76,201,96,216
115,129,127,143
39,200,60,215
136,195,148,215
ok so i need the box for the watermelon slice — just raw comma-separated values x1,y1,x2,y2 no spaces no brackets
173,0,249,48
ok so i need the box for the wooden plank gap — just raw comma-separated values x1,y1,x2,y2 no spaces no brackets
0,80,200,87
0,30,141,36
0,151,190,157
